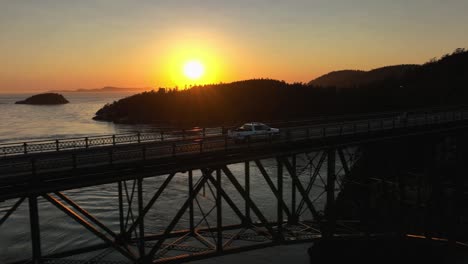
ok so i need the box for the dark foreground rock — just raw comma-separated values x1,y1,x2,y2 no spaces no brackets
308,236,468,264
15,93,69,105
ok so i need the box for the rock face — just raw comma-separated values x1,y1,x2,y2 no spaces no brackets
15,93,69,105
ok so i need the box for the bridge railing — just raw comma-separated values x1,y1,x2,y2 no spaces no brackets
0,127,224,158
1,109,468,177
1,107,468,159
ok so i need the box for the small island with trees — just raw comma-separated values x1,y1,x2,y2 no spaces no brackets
15,93,70,105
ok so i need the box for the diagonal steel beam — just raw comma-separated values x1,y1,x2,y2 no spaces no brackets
279,157,323,224
126,173,176,236
254,160,292,219
221,166,277,239
338,148,350,176
296,152,326,216
55,192,117,238
0,197,25,226
147,173,210,260
43,194,137,261
206,174,249,224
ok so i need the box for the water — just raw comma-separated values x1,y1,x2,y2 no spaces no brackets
0,93,334,263
0,92,157,143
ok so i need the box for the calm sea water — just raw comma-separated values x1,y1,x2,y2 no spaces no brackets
0,92,158,143
0,92,330,263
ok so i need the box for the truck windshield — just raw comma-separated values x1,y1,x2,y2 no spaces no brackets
243,125,253,131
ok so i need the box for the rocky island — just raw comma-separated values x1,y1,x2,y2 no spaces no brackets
15,93,69,105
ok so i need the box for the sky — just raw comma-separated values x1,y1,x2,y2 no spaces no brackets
1,0,468,92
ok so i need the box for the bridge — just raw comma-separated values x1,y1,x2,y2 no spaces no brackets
1,107,468,263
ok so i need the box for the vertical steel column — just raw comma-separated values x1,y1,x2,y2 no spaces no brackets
325,148,336,238
245,161,251,223
118,181,125,236
277,158,283,240
291,155,297,224
28,196,42,264
216,168,223,252
137,178,145,257
189,170,195,233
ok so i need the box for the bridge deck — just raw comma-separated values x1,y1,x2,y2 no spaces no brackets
1,109,468,200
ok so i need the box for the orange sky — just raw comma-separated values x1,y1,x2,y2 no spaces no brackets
1,1,468,93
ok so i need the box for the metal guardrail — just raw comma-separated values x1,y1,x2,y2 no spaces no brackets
1,105,467,158
0,127,224,157
0,109,467,177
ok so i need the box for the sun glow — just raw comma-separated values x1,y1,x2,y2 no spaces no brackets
183,61,205,80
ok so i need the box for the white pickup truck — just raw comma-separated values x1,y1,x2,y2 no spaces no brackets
227,122,280,142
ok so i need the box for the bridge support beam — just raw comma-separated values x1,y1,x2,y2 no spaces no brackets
189,170,195,234
138,177,145,257
216,168,223,253
325,148,336,238
29,195,42,264
245,162,251,223
277,159,283,240
290,155,298,224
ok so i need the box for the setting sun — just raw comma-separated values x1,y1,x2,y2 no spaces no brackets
183,61,205,80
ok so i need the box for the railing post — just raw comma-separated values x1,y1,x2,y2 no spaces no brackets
160,131,164,141
24,143,28,154
56,140,59,151
203,128,206,138
112,135,116,146
137,132,141,144
85,137,89,149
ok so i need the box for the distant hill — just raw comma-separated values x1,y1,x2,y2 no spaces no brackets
309,65,419,88
94,49,468,127
50,86,150,93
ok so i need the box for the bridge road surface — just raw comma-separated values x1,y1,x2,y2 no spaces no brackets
1,108,468,202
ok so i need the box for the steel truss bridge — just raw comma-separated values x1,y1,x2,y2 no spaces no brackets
1,107,468,263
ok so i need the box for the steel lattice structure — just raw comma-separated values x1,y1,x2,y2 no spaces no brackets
2,107,468,263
